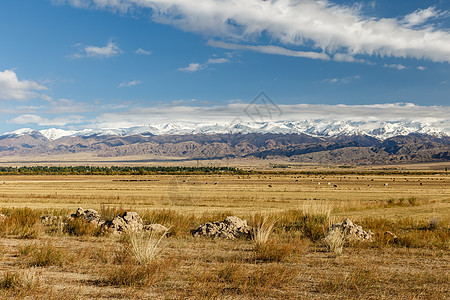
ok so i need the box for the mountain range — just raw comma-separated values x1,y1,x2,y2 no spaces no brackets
0,120,449,164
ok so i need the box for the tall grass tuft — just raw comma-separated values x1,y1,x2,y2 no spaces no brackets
253,217,293,262
0,208,43,239
324,229,345,256
253,217,275,248
129,231,167,265
104,230,170,287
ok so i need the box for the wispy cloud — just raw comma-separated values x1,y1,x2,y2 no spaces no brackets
71,41,122,58
58,1,450,63
9,114,84,126
417,66,426,71
118,80,141,88
323,75,360,84
0,69,48,101
178,56,229,72
384,63,409,70
208,40,330,61
402,6,447,27
135,48,151,55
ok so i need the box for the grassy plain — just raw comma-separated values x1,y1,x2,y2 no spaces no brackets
0,169,448,299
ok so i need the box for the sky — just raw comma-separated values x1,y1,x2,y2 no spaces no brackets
0,0,449,133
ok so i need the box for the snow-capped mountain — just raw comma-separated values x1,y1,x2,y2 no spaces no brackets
2,120,448,141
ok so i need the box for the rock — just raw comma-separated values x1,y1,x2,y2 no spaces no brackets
70,207,101,225
326,218,373,241
192,216,253,239
102,211,144,233
144,224,169,235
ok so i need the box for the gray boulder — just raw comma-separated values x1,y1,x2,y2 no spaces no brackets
192,216,253,239
326,218,373,241
102,211,144,233
70,207,101,225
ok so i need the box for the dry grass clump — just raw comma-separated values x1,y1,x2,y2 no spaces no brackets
129,231,167,265
19,242,66,267
104,261,169,287
0,269,40,298
252,217,295,262
324,229,345,256
63,218,106,237
141,209,196,237
103,231,171,287
355,217,449,250
0,208,43,239
386,196,420,207
318,265,379,297
187,263,299,298
277,207,330,241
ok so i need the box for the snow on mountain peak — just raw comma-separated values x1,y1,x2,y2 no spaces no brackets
40,128,79,140
1,119,448,140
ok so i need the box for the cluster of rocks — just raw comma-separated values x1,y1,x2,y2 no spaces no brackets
70,207,168,235
192,216,253,239
326,218,373,241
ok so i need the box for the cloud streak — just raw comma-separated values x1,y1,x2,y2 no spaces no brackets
118,80,141,88
58,0,450,63
9,114,84,126
178,56,229,72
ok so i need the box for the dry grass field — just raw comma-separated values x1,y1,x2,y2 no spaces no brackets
0,170,448,299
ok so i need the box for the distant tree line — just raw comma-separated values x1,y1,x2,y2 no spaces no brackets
0,166,446,176
0,166,240,175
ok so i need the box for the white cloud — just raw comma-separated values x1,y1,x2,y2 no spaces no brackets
72,41,122,58
0,69,48,101
135,48,152,55
324,75,360,84
118,80,141,88
179,56,229,72
384,63,408,70
59,1,450,63
417,66,426,71
9,114,84,126
402,6,445,27
178,63,205,72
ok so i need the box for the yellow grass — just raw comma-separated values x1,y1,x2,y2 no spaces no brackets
0,171,448,298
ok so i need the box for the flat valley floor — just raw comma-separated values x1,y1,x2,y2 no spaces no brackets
0,171,448,299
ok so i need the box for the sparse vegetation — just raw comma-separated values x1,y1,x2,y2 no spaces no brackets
19,242,65,267
0,171,447,298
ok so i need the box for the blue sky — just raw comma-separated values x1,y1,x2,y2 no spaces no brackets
0,0,449,133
